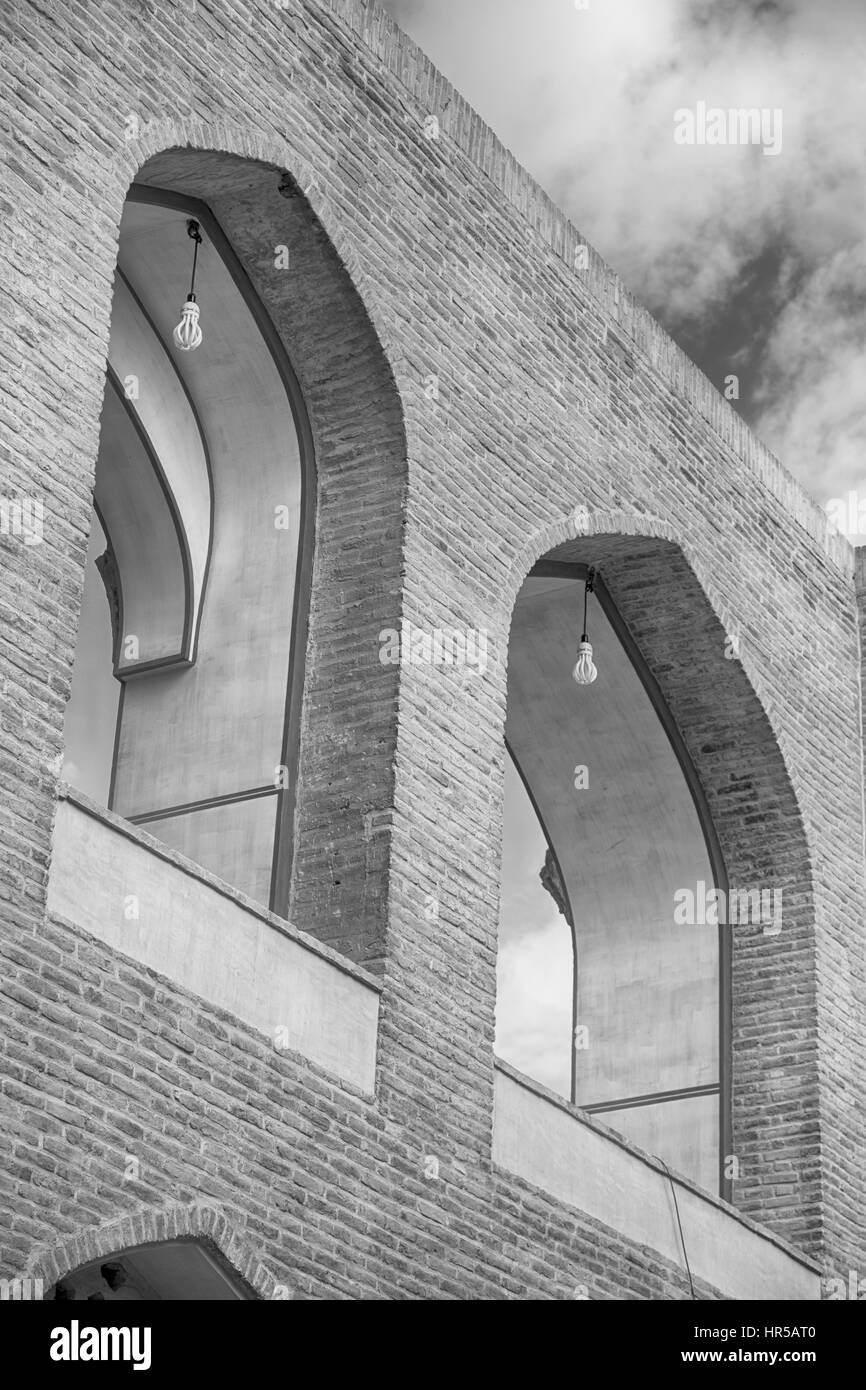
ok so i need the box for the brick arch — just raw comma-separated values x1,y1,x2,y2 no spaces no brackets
99,119,410,393
69,130,410,972
498,507,821,1254
27,1203,284,1299
504,506,789,764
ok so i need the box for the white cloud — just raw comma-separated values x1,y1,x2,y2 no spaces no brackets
496,917,574,1098
753,243,866,537
383,0,866,507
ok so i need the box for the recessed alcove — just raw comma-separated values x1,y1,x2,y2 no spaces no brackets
63,186,307,912
497,562,725,1195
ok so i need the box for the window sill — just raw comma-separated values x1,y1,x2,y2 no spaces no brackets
493,1059,821,1300
48,785,380,1095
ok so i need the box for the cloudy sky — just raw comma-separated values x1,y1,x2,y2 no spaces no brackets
383,0,866,540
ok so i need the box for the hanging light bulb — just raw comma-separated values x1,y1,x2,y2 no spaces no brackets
172,219,203,351
172,219,203,352
173,298,201,352
572,567,599,685
573,638,597,685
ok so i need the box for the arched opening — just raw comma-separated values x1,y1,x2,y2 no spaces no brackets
61,145,408,969
49,1239,255,1301
497,555,731,1197
63,183,313,914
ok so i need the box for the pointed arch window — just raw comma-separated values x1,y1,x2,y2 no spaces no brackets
63,187,314,914
497,563,730,1196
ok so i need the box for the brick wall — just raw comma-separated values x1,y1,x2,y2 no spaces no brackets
1,0,864,1294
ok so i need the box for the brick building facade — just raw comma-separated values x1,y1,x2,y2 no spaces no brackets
1,0,864,1299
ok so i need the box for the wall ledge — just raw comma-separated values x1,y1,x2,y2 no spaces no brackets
494,1059,822,1289
55,783,381,995
47,787,380,1095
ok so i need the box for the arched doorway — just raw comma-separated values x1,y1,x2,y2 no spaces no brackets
49,1239,255,1300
